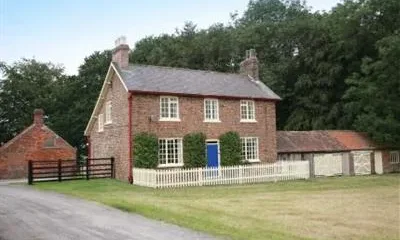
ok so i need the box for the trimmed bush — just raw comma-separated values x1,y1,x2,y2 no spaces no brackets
133,132,158,168
219,131,241,166
183,132,206,168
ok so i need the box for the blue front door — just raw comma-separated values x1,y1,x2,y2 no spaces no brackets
206,142,219,168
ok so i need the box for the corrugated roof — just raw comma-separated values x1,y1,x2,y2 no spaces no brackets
327,131,379,150
277,130,381,153
117,64,281,100
277,131,345,153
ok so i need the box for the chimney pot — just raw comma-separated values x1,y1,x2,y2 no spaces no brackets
33,109,44,125
112,36,130,69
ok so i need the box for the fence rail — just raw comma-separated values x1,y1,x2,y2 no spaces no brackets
28,157,115,184
133,161,309,188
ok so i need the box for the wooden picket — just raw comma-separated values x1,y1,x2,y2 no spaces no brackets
133,161,309,188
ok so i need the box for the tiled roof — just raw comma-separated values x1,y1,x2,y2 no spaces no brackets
277,131,345,153
116,64,281,100
327,131,379,150
277,130,382,153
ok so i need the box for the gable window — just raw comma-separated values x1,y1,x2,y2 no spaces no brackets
390,151,400,164
204,99,220,122
98,114,104,132
158,138,183,167
160,96,180,121
43,137,56,148
241,137,259,162
240,100,256,122
105,101,112,124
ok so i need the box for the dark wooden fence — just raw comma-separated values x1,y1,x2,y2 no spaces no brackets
28,157,114,185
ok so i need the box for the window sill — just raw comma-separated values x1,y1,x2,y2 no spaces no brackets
243,159,261,163
240,119,257,123
104,121,112,125
159,118,181,122
98,130,104,133
204,119,221,123
158,163,184,168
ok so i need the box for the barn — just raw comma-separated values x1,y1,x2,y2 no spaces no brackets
0,109,76,179
277,130,399,176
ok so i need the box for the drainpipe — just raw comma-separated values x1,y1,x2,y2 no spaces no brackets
128,92,133,184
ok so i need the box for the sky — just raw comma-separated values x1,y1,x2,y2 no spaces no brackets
0,0,341,75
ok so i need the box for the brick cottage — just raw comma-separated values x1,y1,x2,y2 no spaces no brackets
0,109,76,179
84,37,280,182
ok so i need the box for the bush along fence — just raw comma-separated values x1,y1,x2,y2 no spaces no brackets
28,157,115,184
133,161,310,188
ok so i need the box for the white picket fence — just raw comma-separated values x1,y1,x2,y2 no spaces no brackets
133,161,309,188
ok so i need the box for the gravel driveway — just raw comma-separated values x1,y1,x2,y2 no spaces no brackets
0,185,216,240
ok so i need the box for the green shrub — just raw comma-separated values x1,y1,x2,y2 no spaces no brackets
183,132,206,168
133,132,158,168
219,131,241,166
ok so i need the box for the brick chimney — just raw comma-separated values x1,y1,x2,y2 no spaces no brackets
239,49,259,80
112,36,130,69
33,109,44,125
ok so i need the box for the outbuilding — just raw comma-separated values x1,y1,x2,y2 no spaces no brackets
0,109,76,179
277,130,399,176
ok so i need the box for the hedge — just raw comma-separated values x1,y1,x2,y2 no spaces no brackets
133,132,158,168
219,131,241,166
183,132,206,168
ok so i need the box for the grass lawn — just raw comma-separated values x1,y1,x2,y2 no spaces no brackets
34,174,400,240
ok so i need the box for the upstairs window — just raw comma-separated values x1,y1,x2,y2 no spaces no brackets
241,137,259,162
98,114,104,132
105,101,112,124
240,100,256,122
390,151,400,164
158,138,183,167
204,99,219,122
160,96,179,121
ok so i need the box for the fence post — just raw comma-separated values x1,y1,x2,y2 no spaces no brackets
111,157,115,178
86,158,90,180
28,160,33,185
309,156,315,179
239,165,243,184
58,159,62,182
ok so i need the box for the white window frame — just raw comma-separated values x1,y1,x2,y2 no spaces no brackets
204,99,220,122
158,138,184,167
240,100,256,122
159,96,180,121
241,137,260,162
105,101,112,124
98,114,104,132
390,151,400,164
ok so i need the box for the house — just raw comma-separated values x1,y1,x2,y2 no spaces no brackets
0,109,76,179
277,130,399,175
84,37,281,182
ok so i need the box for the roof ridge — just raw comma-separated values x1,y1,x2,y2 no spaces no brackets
128,64,245,77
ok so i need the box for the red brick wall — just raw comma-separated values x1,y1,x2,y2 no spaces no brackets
89,72,130,181
0,125,76,179
381,150,400,173
88,72,278,182
131,94,277,164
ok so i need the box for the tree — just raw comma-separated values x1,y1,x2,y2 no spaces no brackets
344,34,400,146
0,59,65,144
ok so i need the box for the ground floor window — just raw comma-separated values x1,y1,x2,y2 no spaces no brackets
158,138,183,167
390,151,400,164
241,137,259,162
